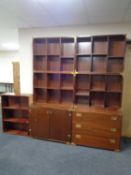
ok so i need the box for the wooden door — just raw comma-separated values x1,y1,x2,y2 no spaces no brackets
49,109,72,142
30,106,49,139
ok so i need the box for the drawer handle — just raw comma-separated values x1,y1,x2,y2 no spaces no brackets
75,134,81,139
67,134,71,138
68,113,72,117
110,128,117,132
111,116,118,121
75,124,82,128
76,113,82,117
109,139,116,144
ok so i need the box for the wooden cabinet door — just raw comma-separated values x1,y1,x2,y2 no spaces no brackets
49,109,72,142
30,106,49,139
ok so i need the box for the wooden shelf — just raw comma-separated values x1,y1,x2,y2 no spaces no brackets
5,130,28,136
2,106,29,110
3,118,29,124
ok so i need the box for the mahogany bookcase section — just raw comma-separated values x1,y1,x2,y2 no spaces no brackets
2,94,30,136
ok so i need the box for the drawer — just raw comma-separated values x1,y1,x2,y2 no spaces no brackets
73,112,121,125
73,122,121,138
72,134,120,150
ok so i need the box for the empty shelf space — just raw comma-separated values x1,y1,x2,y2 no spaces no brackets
3,118,29,124
61,37,75,57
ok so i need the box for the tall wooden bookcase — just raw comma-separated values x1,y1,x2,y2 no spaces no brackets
31,34,126,150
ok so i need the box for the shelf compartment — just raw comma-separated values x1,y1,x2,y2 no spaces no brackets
33,38,46,55
3,118,29,124
5,130,28,136
61,90,73,104
47,74,60,88
107,75,122,92
76,56,91,73
92,56,107,73
91,75,106,91
77,37,92,55
3,110,29,119
34,88,46,103
76,74,90,92
61,74,74,90
47,38,60,55
2,96,28,108
93,36,108,55
34,73,47,88
75,96,89,105
61,57,74,72
109,35,125,57
47,89,60,103
33,56,47,71
106,92,121,109
4,123,28,135
61,37,75,57
47,56,60,71
90,92,105,107
107,57,124,73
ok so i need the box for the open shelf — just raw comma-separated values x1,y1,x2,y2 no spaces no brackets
90,92,105,108
61,37,75,57
33,56,47,71
34,73,47,88
2,95,30,136
61,57,74,72
92,56,107,73
61,90,73,104
34,88,46,103
5,130,28,136
61,74,74,90
75,96,89,106
47,89,60,103
76,74,90,92
107,57,124,73
76,56,91,73
47,74,60,89
109,35,125,57
33,38,46,55
47,38,60,55
77,37,92,55
47,56,60,71
106,92,121,109
91,75,106,91
106,75,122,92
93,36,108,55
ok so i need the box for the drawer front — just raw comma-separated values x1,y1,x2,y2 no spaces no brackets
73,112,121,126
72,134,120,150
73,122,121,137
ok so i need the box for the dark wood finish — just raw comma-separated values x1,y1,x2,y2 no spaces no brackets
32,35,126,150
2,94,30,136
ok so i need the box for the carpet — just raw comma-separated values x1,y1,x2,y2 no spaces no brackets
0,134,131,175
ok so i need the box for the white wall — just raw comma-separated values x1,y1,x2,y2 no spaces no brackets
19,22,131,94
0,51,19,83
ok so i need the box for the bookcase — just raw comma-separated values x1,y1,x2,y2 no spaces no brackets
31,34,126,150
2,94,30,136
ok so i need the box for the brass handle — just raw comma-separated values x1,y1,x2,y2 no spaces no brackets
75,124,82,128
75,134,81,139
68,113,72,117
110,128,117,132
76,113,82,117
67,134,71,138
109,139,116,144
111,116,118,121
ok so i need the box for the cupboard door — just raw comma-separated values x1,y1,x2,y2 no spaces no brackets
30,106,49,139
49,109,72,142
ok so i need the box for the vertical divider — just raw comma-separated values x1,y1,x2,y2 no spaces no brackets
104,36,110,108
73,36,77,106
45,38,48,103
89,36,93,106
59,37,62,104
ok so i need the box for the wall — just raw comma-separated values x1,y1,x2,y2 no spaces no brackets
19,23,131,137
0,51,19,83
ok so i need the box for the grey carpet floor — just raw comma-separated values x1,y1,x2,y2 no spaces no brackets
0,134,131,175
